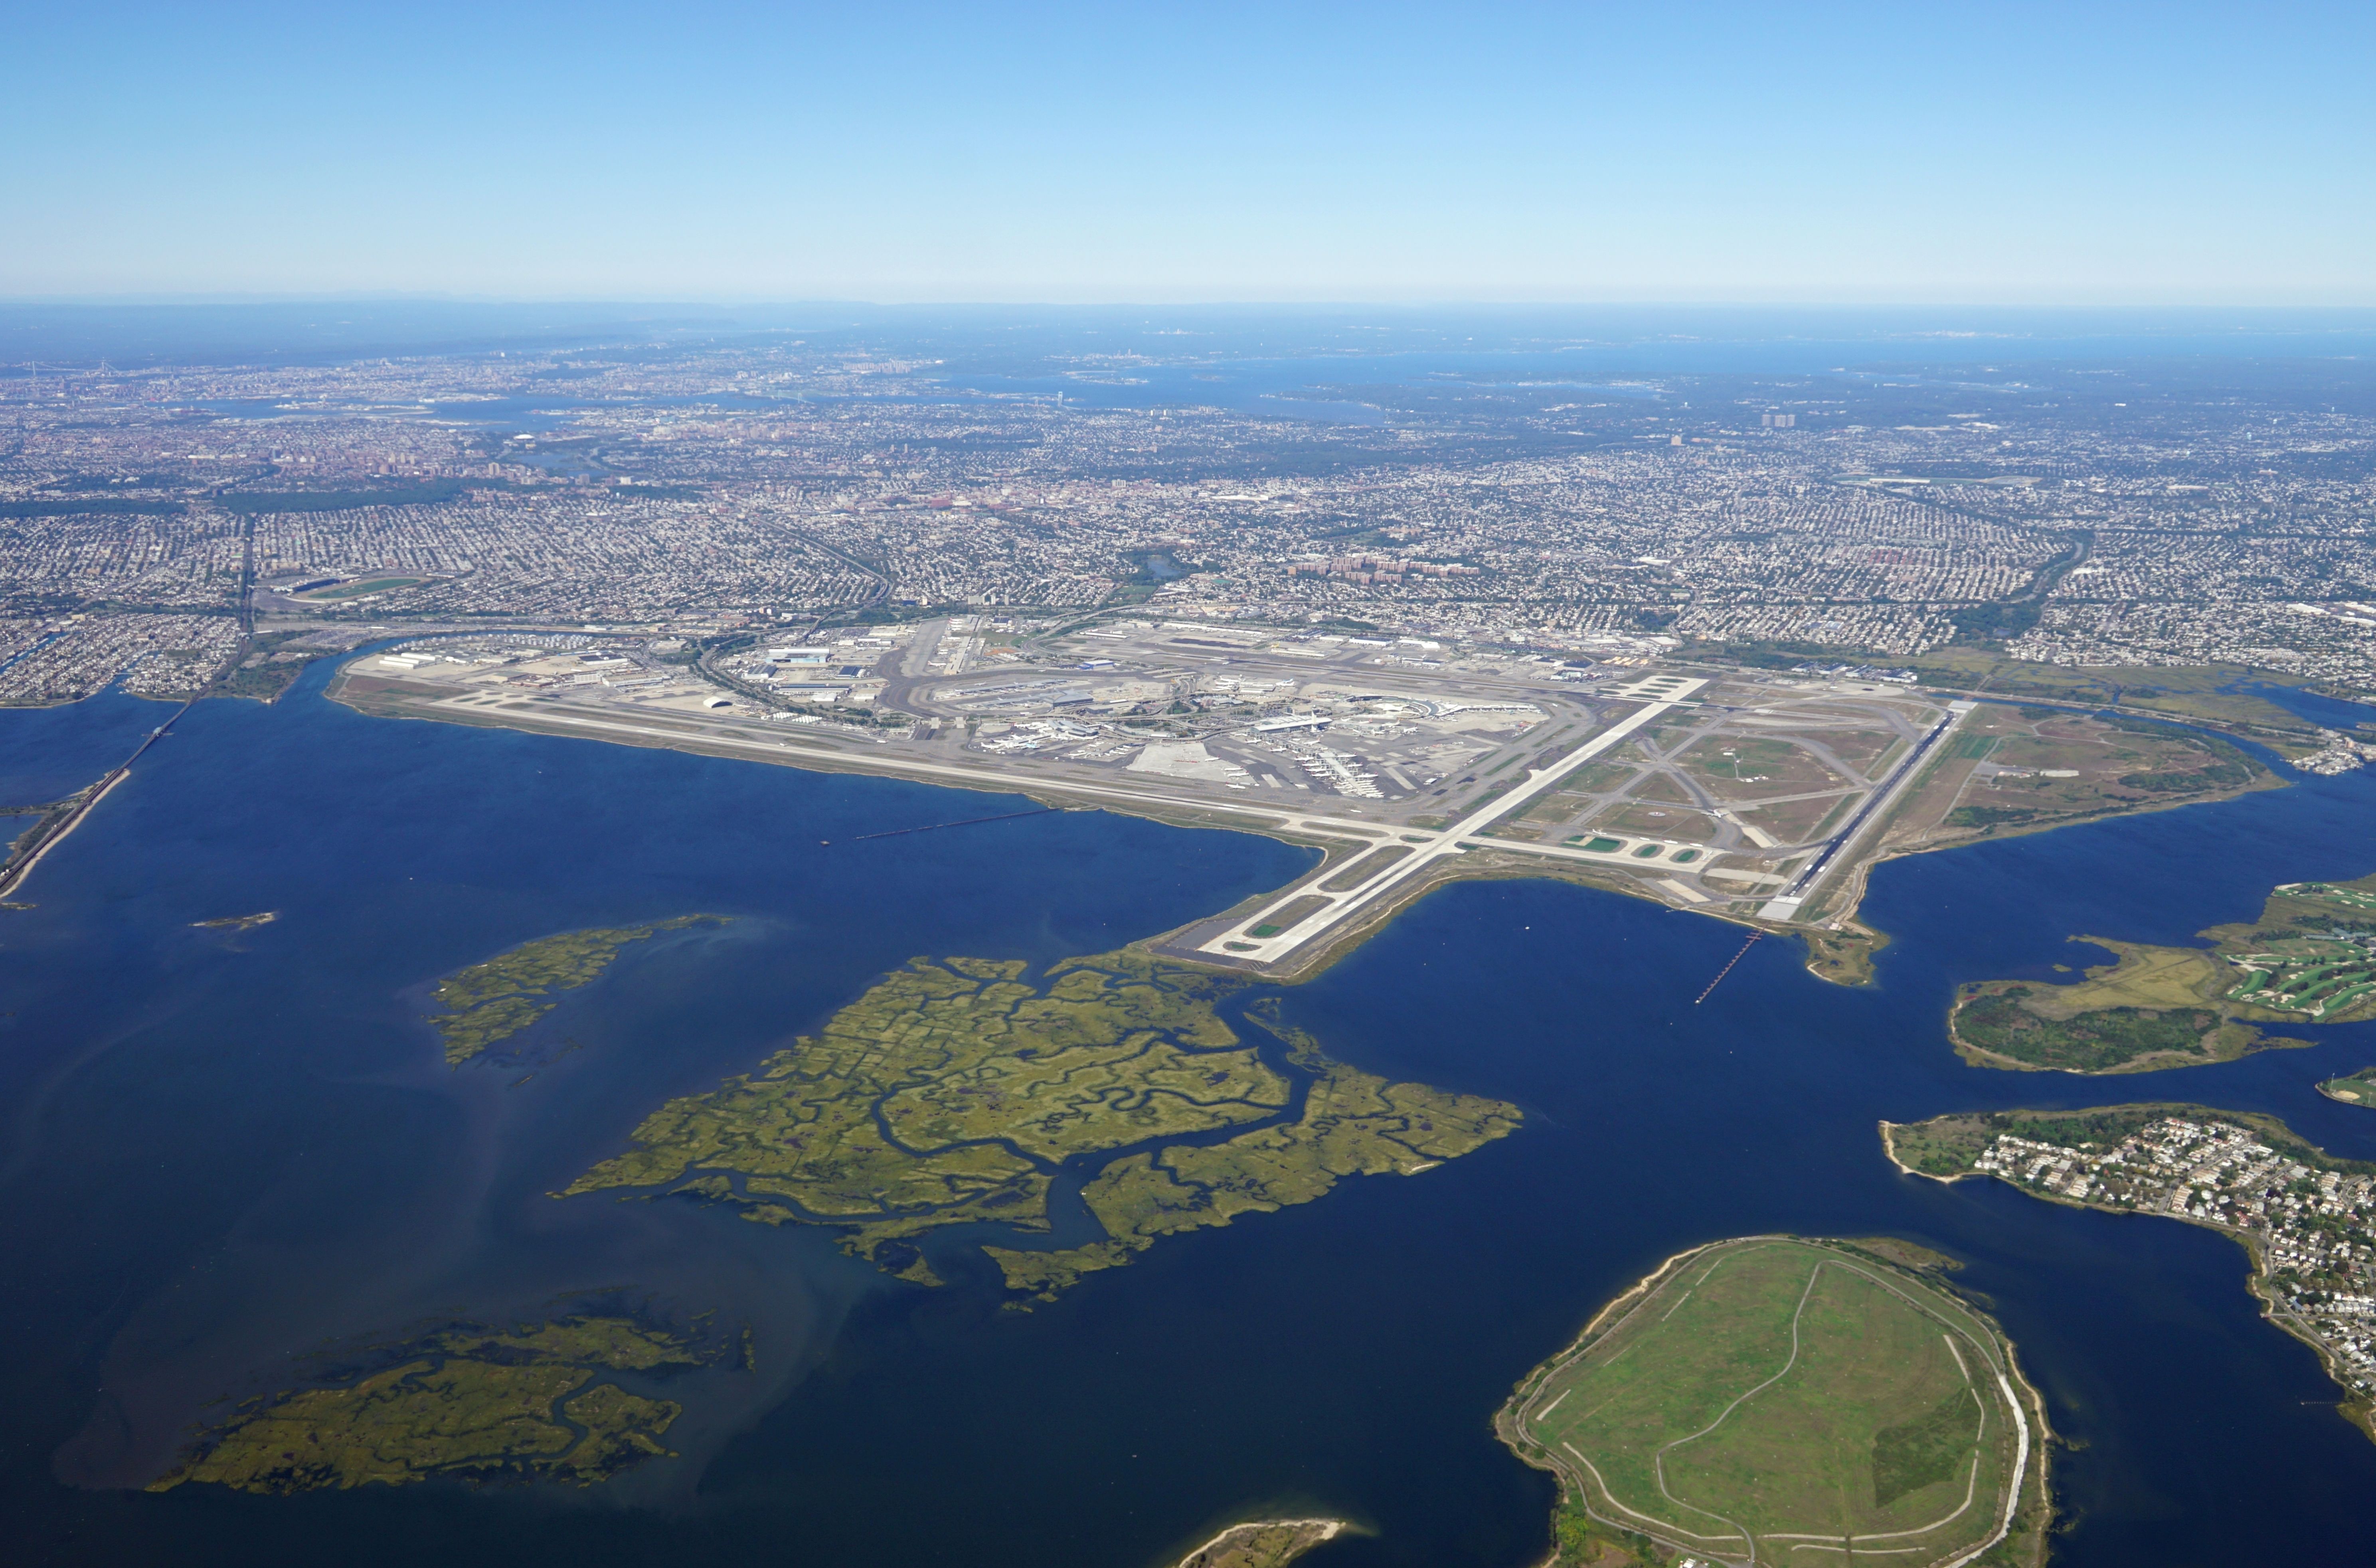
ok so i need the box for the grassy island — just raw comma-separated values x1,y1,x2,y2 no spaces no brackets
1946,871,2376,1074
149,1310,738,1494
1882,1106,2376,1442
1496,1236,2048,1568
430,915,723,1064
562,954,1518,1296
1171,1519,1347,1568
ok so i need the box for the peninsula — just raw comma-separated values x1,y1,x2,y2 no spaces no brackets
1884,1106,2376,1441
1496,1235,2048,1568
2319,1067,2376,1107
1947,871,2376,1073
1170,1519,1348,1568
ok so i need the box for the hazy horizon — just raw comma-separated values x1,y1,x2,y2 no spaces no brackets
11,2,2372,305
12,299,2376,377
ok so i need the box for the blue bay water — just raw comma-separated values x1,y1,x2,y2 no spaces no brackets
2,663,2375,1567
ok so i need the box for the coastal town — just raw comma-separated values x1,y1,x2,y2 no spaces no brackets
1967,1116,2376,1414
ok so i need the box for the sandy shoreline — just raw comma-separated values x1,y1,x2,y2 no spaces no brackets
0,765,130,899
1171,1518,1346,1568
1879,1120,1972,1184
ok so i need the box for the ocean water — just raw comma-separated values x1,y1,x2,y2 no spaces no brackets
4,663,2376,1568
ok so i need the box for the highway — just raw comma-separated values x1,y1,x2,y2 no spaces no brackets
0,697,192,899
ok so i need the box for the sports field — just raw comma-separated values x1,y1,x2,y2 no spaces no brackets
1507,1238,2034,1566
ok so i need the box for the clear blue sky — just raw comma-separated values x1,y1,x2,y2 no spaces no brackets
8,1,2372,304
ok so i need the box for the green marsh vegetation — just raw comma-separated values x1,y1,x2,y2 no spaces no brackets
563,954,1519,1296
988,1005,1520,1297
148,1309,737,1495
430,916,722,1064
1948,871,2376,1074
212,630,348,703
1951,985,2257,1073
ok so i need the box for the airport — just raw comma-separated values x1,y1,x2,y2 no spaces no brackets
324,612,2222,984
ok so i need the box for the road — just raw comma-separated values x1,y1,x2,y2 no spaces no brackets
0,697,192,899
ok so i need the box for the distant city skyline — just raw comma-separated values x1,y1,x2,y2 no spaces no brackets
9,1,2374,303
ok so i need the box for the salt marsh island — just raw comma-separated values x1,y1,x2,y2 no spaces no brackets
561,952,1520,1296
429,915,724,1064
149,1311,741,1494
